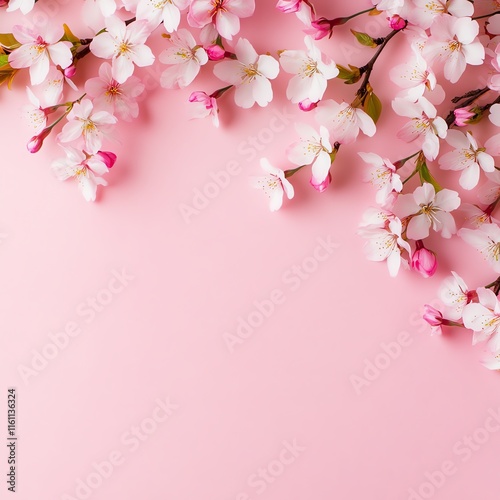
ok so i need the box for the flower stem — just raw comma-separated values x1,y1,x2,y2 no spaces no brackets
395,150,421,169
285,165,306,178
357,29,400,102
344,7,376,22
402,168,418,185
472,10,500,21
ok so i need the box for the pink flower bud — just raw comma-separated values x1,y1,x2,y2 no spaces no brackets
298,99,318,112
307,19,333,40
389,15,407,31
63,65,77,78
310,172,331,193
423,304,443,327
411,241,437,278
276,0,302,13
96,151,117,169
454,107,475,127
206,44,226,61
27,127,51,154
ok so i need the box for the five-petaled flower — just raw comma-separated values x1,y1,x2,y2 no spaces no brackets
394,182,460,240
58,98,117,154
90,17,155,84
287,124,333,184
51,146,115,202
279,36,339,104
188,0,255,40
213,38,279,108
9,25,73,86
253,158,294,211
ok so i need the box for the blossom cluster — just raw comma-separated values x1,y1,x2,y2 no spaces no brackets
2,0,500,368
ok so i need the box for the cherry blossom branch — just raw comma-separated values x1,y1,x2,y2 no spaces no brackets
473,11,500,21
445,87,490,126
356,28,401,102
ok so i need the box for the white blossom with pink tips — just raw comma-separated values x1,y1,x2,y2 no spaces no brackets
159,29,208,89
188,91,220,127
359,152,403,205
463,287,500,350
213,38,279,109
51,146,113,202
315,100,376,145
459,223,500,273
389,53,437,101
483,351,500,371
409,0,474,30
58,99,117,154
136,0,189,32
8,25,73,86
439,130,495,190
423,15,484,84
188,0,255,40
90,17,155,84
438,271,471,320
287,124,332,184
253,158,294,212
279,36,339,104
392,97,447,161
358,217,411,277
85,63,145,121
461,203,498,228
394,183,460,240
22,87,47,135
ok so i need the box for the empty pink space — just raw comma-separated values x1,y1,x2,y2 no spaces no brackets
0,1,499,500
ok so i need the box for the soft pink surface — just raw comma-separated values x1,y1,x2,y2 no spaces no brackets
1,2,499,500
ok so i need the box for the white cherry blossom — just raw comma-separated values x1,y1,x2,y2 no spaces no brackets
279,36,339,104
58,99,117,154
8,25,73,86
394,182,460,239
315,99,376,145
213,38,279,108
90,17,155,84
392,97,447,161
287,124,333,184
423,15,484,83
253,158,294,211
459,223,500,273
159,29,208,89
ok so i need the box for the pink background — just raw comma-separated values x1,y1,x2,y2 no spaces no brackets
1,1,500,499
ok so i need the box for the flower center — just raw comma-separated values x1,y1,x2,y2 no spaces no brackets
425,1,445,14
118,42,131,55
75,167,87,177
447,40,461,52
241,64,259,83
487,240,500,262
210,0,226,15
82,120,97,134
302,59,318,77
105,83,121,98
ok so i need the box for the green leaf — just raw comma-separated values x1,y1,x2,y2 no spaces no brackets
61,24,80,44
418,160,442,192
363,91,382,123
0,66,17,88
336,64,361,84
350,30,377,48
0,33,20,50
